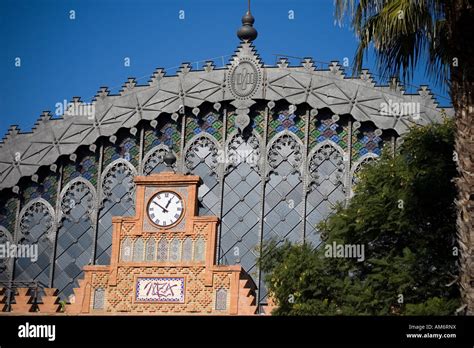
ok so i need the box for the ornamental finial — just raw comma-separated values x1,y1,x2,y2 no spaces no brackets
237,0,258,42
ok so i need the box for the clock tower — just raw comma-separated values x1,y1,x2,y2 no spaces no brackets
65,171,261,315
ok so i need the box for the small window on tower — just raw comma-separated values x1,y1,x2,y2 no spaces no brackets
215,288,227,311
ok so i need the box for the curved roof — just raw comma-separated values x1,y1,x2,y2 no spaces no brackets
0,42,452,190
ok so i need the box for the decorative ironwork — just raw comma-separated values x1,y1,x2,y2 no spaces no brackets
262,133,304,300
54,178,96,300
351,155,378,186
220,132,261,273
14,199,55,286
1,42,446,311
142,145,173,175
184,134,220,216
306,142,346,245
0,226,13,282
96,159,136,264
267,132,303,174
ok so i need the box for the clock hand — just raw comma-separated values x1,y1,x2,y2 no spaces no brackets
152,201,169,213
165,198,173,209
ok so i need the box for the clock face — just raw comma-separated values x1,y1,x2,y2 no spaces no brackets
147,191,184,227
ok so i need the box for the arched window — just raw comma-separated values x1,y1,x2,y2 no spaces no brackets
306,142,345,246
133,238,144,262
93,288,105,310
220,132,261,272
120,237,132,261
143,145,172,175
184,134,220,216
260,132,304,303
14,198,55,286
97,159,136,265
54,178,96,300
181,237,193,261
169,238,180,262
145,238,156,261
157,238,169,262
264,133,304,245
0,226,13,282
194,237,206,262
215,288,228,311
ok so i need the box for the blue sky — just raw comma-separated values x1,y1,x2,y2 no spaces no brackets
0,0,451,136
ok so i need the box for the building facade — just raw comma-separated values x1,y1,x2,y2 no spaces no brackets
0,11,450,313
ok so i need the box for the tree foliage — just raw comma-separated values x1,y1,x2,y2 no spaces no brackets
260,120,460,315
334,0,474,85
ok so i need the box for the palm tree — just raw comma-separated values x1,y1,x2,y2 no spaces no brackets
334,0,474,314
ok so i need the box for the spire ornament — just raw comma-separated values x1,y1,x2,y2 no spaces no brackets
237,0,258,42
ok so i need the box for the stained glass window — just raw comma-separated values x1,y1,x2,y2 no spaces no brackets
62,151,99,186
22,174,58,206
103,132,140,169
310,111,349,150
0,196,18,235
351,123,384,161
186,112,223,142
268,107,305,140
143,117,181,155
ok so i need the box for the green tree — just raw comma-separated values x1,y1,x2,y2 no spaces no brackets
334,0,474,313
260,120,459,315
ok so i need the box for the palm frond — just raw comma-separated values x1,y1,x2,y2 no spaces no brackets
335,0,449,86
